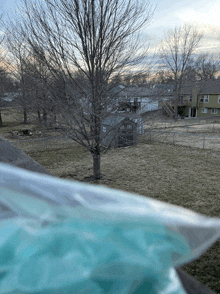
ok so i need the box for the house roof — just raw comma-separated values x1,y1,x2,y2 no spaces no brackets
152,84,175,91
199,79,220,94
182,79,220,95
102,115,132,127
116,85,174,99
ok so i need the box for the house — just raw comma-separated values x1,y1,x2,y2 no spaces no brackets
115,85,174,116
180,79,220,118
101,115,137,148
158,79,220,118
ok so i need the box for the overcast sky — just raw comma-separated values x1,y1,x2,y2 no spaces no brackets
149,0,220,54
1,0,220,54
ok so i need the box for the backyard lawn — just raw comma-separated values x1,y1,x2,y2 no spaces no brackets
1,108,220,292
15,138,220,293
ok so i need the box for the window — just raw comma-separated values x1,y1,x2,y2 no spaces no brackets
127,125,132,129
211,109,218,114
202,108,207,113
200,95,209,103
189,95,192,102
218,95,220,103
103,127,106,132
204,95,209,103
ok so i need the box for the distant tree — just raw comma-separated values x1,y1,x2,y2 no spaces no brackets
123,74,133,85
131,73,149,85
111,74,123,87
154,69,174,84
160,24,203,117
0,66,10,126
181,61,197,83
3,16,55,125
0,11,7,126
28,44,52,125
194,53,220,80
20,0,155,179
3,21,34,124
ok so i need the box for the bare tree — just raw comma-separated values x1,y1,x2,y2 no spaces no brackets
0,11,8,127
159,24,203,117
153,69,174,84
3,21,34,124
0,66,13,126
194,53,220,80
28,44,52,125
18,0,154,179
3,16,57,126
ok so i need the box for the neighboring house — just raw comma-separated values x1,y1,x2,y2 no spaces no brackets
158,79,220,118
101,115,137,148
180,79,220,118
115,85,174,116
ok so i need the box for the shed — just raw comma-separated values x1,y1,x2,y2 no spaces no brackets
101,115,137,148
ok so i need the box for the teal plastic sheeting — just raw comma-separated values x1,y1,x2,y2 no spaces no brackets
0,163,220,293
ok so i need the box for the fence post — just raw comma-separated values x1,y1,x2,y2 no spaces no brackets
203,136,205,149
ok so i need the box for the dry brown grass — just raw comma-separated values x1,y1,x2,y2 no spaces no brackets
1,108,220,292
24,139,220,292
143,130,220,151
15,138,219,218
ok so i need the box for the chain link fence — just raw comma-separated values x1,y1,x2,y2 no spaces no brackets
144,117,220,134
144,129,220,151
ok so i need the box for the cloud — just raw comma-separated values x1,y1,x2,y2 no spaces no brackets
188,23,220,54
177,2,220,26
139,0,220,55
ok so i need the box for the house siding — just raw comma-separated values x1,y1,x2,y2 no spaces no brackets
101,126,116,147
191,87,199,107
197,107,217,117
181,80,220,118
198,94,220,108
182,94,220,117
197,94,220,117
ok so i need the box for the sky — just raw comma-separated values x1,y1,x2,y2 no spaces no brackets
148,0,220,54
1,0,220,54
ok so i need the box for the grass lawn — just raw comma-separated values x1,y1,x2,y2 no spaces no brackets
1,108,220,293
20,139,220,293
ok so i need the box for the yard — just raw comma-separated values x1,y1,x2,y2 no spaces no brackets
1,108,220,292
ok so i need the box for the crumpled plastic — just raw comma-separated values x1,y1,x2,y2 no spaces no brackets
0,163,220,294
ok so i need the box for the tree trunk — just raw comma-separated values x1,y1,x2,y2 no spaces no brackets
37,110,41,122
23,108,27,123
53,113,56,124
92,152,101,180
0,111,2,127
43,109,47,125
174,104,178,119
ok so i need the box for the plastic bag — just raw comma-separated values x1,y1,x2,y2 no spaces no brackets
0,162,220,294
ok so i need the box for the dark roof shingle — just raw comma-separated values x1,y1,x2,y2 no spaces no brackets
182,79,220,94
